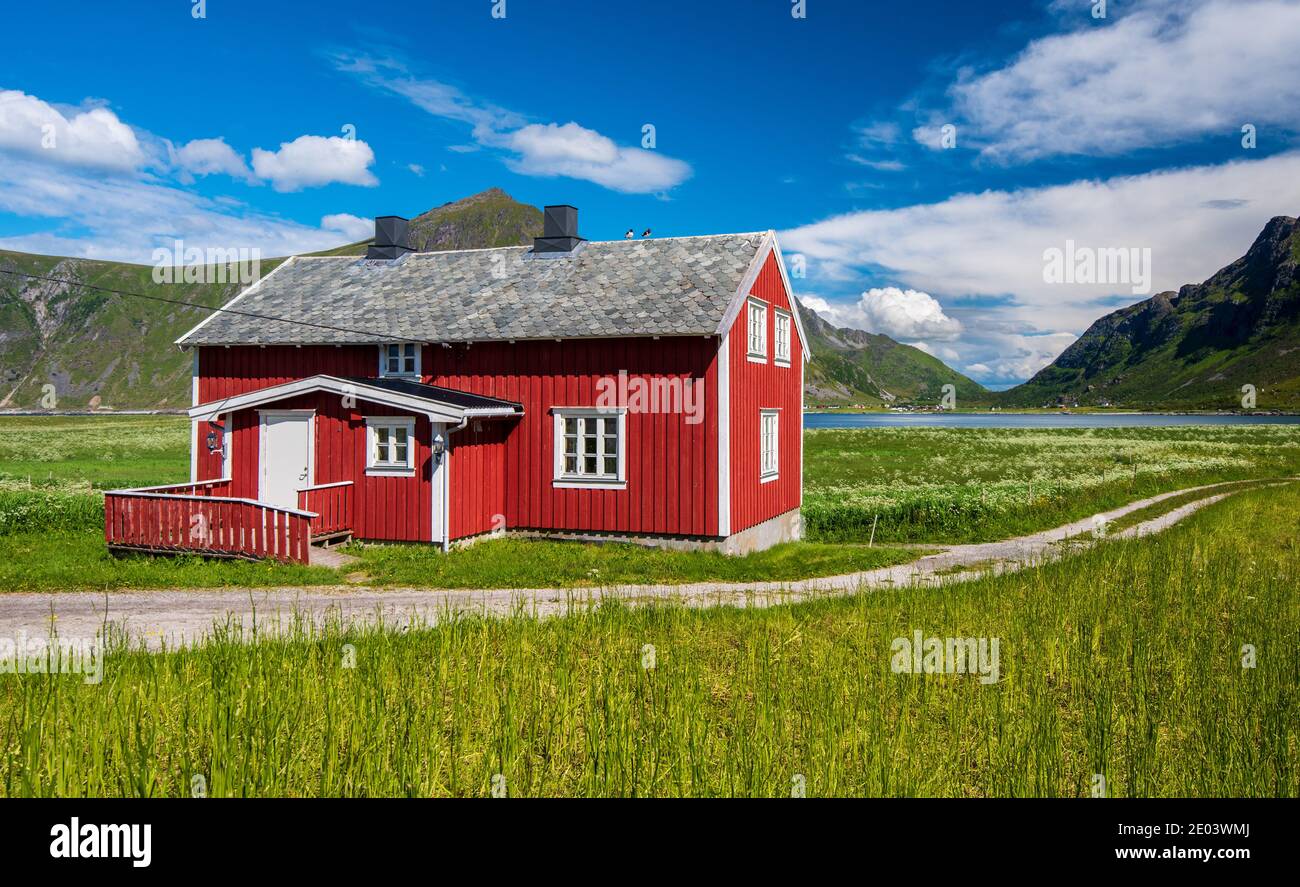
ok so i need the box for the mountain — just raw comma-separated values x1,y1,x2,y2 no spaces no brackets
0,249,261,411
3,185,987,412
308,187,543,257
999,215,1300,410
796,299,989,407
0,189,544,411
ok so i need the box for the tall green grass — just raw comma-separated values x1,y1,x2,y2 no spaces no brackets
3,484,1294,797
804,425,1300,542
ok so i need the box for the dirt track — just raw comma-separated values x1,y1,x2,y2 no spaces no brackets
0,482,1266,649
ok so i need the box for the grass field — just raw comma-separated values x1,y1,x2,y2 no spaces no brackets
803,425,1300,543
2,482,1294,797
2,416,1299,589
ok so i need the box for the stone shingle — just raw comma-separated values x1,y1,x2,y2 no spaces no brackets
180,234,766,346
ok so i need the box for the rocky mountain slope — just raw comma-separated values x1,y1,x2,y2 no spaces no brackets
1000,215,1300,410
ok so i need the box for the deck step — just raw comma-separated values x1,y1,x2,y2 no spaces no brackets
308,545,360,569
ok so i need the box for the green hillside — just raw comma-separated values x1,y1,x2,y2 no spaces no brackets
796,299,989,408
999,215,1300,411
0,189,544,411
306,187,543,257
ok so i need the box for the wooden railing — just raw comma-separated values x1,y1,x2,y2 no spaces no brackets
104,483,317,564
297,481,354,540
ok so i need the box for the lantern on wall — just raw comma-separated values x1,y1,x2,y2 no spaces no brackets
205,420,225,454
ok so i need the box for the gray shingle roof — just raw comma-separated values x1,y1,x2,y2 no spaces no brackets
178,233,768,346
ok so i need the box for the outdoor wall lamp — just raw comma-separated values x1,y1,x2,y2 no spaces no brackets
432,433,446,465
205,420,224,454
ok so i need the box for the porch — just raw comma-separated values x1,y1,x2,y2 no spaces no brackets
105,374,522,564
104,480,354,565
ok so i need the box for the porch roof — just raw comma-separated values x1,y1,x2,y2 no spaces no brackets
189,374,523,423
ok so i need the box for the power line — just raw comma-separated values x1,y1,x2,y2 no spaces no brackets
0,267,418,345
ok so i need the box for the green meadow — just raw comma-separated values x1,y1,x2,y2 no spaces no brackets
0,415,1296,797
1,416,1299,588
2,483,1295,797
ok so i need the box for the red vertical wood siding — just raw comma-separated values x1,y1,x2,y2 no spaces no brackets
197,381,432,542
195,334,721,541
448,419,508,540
427,338,717,537
727,249,804,534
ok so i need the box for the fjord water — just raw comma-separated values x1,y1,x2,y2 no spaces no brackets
804,412,1300,429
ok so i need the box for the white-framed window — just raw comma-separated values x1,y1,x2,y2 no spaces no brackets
747,298,768,362
366,416,416,475
774,309,792,366
760,410,779,482
379,343,420,378
552,408,626,489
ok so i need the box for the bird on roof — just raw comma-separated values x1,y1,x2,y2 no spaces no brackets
641,229,652,238
625,229,634,239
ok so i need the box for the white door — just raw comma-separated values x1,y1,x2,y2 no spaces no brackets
431,421,446,547
261,412,312,509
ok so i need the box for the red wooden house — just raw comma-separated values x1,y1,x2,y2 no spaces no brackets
105,207,807,563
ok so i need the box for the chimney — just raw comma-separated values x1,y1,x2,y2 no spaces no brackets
366,216,414,260
532,204,584,254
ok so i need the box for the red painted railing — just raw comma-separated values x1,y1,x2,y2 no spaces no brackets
104,483,317,564
297,481,353,539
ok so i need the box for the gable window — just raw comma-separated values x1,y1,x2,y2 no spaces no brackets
366,417,416,475
774,309,792,366
553,408,626,489
747,298,767,362
760,410,779,482
380,343,420,378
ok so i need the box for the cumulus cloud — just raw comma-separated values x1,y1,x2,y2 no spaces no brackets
785,151,1300,386
783,151,1300,334
0,89,146,172
332,51,692,194
505,122,691,193
171,137,253,182
926,0,1300,161
320,212,374,242
0,154,377,263
251,135,378,192
806,287,962,341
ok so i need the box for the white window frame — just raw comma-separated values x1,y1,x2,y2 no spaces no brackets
746,297,768,363
760,409,779,482
773,309,792,366
378,342,421,379
365,416,416,476
552,407,627,490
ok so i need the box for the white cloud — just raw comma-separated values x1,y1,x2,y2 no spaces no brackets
505,122,691,194
321,213,374,242
407,163,425,176
0,89,146,172
172,137,253,182
936,0,1300,161
783,151,1300,334
847,155,905,172
0,154,378,263
785,151,1300,385
810,287,962,341
251,135,378,192
333,52,692,194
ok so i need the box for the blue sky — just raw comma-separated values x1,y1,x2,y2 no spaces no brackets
3,0,1300,387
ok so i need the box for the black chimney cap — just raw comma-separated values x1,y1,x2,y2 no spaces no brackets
366,215,414,260
534,204,584,255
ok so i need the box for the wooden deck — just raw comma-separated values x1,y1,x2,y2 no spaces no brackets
103,480,351,565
